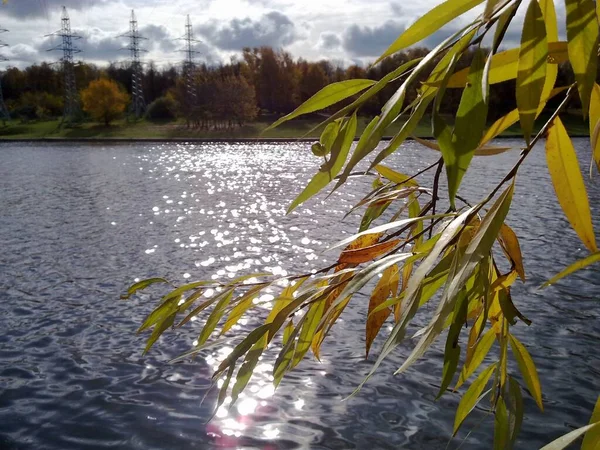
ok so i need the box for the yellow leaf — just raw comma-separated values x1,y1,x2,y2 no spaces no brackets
509,334,543,411
542,251,600,287
375,164,419,186
339,239,401,264
446,42,567,88
365,265,399,357
498,223,526,280
413,135,512,156
517,0,548,143
589,84,600,173
565,0,599,117
375,0,485,63
456,327,496,389
582,396,600,450
454,363,496,435
546,117,597,252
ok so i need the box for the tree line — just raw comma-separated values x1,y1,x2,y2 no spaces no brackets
0,45,589,126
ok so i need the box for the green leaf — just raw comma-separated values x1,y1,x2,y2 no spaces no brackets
137,296,179,333
454,363,496,435
197,290,235,346
589,84,600,173
221,285,266,334
582,396,600,450
273,315,305,387
291,298,327,368
287,113,357,213
320,122,340,153
508,334,543,411
565,0,599,117
121,277,169,299
230,333,268,405
517,0,548,143
265,79,375,131
143,314,175,355
437,287,467,398
311,142,328,157
546,117,598,252
507,376,524,448
457,327,496,388
443,48,489,206
540,423,600,450
376,0,485,63
494,397,510,450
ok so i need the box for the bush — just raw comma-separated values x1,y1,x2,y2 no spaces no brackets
145,96,177,122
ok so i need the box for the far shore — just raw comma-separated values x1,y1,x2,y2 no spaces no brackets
0,112,590,143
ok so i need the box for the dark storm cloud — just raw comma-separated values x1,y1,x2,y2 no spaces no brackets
0,0,112,18
318,32,341,51
198,11,298,50
140,24,177,53
342,20,404,57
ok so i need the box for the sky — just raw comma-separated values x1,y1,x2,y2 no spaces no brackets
0,0,565,69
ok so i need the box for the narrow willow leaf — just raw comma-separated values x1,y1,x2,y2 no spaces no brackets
499,223,526,281
287,113,357,213
143,314,175,355
508,334,543,411
214,324,272,376
291,298,327,368
196,290,235,346
339,239,400,265
437,287,467,398
221,285,266,334
230,334,268,405
376,0,485,63
581,396,600,450
539,0,559,104
540,423,600,450
589,84,600,173
439,48,488,207
546,117,597,252
366,265,398,357
483,0,503,20
273,315,305,387
328,213,452,251
499,290,531,326
457,327,496,389
543,251,600,287
137,296,179,333
480,86,567,144
517,0,548,143
493,2,519,50
121,277,169,299
320,122,340,153
454,364,496,435
565,0,599,117
282,319,294,346
494,397,509,450
265,80,375,131
446,42,567,88
413,135,512,156
375,165,419,187
507,376,524,448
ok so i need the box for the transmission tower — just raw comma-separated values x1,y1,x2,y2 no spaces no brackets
46,6,82,124
178,15,202,102
119,10,147,119
0,27,10,124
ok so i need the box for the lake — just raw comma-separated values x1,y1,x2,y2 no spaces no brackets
0,140,599,449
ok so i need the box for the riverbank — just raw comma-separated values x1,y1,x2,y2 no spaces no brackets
0,113,590,141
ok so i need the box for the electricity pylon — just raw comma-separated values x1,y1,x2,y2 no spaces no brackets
119,10,147,119
0,27,10,125
47,6,82,124
178,15,201,102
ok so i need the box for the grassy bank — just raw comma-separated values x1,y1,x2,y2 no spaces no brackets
0,112,590,141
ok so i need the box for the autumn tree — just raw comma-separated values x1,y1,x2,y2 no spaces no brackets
81,78,129,126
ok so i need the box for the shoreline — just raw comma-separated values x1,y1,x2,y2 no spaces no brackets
0,134,589,144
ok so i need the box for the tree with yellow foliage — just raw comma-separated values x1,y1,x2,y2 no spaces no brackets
81,78,129,126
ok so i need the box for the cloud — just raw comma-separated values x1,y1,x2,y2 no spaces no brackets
139,24,177,53
390,2,403,15
318,32,341,51
342,20,404,57
198,11,298,50
0,0,113,18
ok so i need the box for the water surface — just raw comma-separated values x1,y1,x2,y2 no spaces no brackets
0,140,599,449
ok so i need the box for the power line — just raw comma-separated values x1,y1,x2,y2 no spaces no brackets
119,10,148,120
46,6,82,124
0,27,10,124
